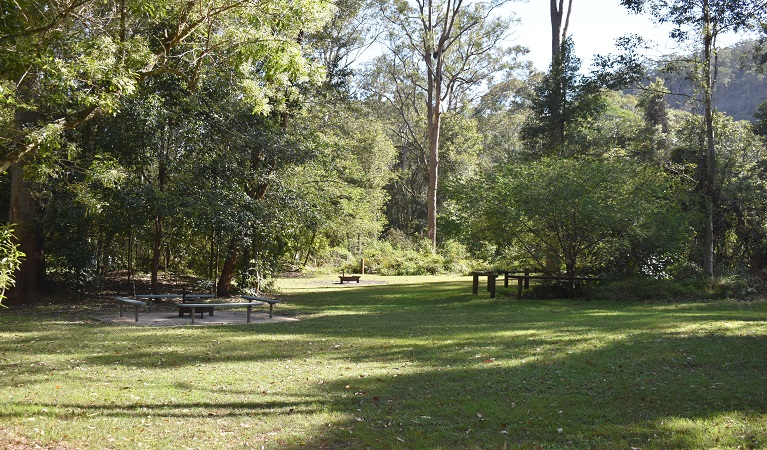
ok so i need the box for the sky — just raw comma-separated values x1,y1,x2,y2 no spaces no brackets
506,0,745,71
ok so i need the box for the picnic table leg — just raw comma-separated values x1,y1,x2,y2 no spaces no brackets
246,305,252,323
504,272,509,288
472,273,479,294
517,278,523,300
119,304,125,318
488,275,496,299
524,269,530,289
190,307,196,325
134,305,139,323
268,303,274,318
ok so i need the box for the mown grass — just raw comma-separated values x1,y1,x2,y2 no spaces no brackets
1,275,767,449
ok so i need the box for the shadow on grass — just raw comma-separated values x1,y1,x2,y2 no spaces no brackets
2,278,766,448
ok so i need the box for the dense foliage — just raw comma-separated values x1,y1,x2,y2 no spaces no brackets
1,1,767,302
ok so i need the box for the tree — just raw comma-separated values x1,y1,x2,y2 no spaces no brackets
520,38,606,157
308,0,380,92
619,0,767,277
0,0,332,303
754,102,767,142
372,0,519,247
481,157,690,279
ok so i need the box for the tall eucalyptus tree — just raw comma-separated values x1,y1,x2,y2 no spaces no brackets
369,0,520,247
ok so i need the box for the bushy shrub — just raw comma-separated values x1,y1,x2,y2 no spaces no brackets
709,273,767,300
593,276,712,302
593,273,767,302
352,237,478,276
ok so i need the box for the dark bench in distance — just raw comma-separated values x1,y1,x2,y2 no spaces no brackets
338,275,361,284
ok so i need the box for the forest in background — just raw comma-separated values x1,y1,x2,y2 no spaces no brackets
2,0,767,305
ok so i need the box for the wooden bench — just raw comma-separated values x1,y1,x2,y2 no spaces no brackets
177,302,273,324
241,295,282,318
338,275,361,284
471,271,498,298
114,296,147,322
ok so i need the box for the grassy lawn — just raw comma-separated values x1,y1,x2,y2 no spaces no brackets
2,275,767,449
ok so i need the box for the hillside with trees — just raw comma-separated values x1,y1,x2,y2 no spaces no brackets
652,39,767,121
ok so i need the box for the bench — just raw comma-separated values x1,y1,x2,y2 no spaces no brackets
338,275,361,284
136,293,183,313
241,295,282,318
177,293,215,318
114,296,147,322
177,302,273,324
471,271,498,298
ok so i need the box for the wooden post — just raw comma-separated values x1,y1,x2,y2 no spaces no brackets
488,274,496,299
524,268,530,289
472,272,479,294
517,277,523,300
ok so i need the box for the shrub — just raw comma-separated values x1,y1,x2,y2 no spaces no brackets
355,237,478,276
593,276,712,302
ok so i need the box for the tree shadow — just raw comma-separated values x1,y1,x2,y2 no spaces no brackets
2,279,766,448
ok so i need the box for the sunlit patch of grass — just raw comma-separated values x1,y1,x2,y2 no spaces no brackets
2,275,767,448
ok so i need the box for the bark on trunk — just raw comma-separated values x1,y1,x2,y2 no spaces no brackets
216,238,239,297
426,108,440,248
7,161,44,305
702,0,715,278
151,213,162,294
550,0,572,64
151,141,167,294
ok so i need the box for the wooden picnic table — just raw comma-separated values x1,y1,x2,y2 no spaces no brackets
471,270,600,300
506,274,601,300
471,271,498,298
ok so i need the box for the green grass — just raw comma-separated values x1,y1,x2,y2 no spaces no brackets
2,275,767,449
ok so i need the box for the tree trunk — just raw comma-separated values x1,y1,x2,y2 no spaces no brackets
7,161,45,305
550,0,572,64
151,213,162,293
425,1,442,249
426,106,440,248
151,137,167,294
217,238,239,297
217,178,271,295
702,0,715,278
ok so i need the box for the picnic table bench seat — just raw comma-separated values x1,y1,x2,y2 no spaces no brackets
114,296,147,322
338,275,361,284
178,298,281,324
241,295,281,318
178,293,215,318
